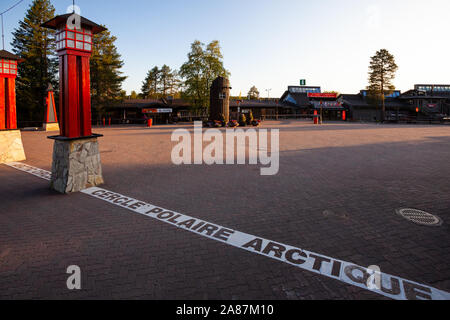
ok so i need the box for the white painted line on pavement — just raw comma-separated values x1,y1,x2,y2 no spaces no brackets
4,162,450,300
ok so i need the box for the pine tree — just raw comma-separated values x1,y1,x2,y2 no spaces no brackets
141,65,181,99
159,65,181,97
367,49,398,122
159,65,171,96
141,66,160,99
90,29,127,121
11,0,58,125
167,70,182,96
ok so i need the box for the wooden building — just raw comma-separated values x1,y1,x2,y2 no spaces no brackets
400,85,450,120
108,84,450,125
340,90,411,122
229,99,288,120
341,86,450,122
108,98,191,124
280,86,345,120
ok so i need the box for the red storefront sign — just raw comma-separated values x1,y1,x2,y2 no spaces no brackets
307,93,338,99
142,108,173,114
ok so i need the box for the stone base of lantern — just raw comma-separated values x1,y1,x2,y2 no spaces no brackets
0,130,26,164
43,122,60,132
49,134,104,194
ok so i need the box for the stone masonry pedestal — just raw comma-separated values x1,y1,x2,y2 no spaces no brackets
50,135,104,194
0,130,26,164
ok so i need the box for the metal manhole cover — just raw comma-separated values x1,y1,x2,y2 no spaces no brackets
396,208,443,227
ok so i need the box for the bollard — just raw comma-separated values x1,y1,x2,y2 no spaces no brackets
313,110,319,125
147,119,153,128
342,111,346,121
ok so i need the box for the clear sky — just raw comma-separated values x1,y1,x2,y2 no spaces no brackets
2,0,450,97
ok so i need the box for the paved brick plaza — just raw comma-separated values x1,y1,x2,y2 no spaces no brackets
0,121,449,300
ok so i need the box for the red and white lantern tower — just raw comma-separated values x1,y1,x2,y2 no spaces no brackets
42,13,106,194
42,13,105,138
0,50,26,164
0,50,20,130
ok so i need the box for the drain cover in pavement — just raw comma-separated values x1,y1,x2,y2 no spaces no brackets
396,208,443,227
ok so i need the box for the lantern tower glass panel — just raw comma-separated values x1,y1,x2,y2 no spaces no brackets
0,59,18,76
55,26,93,52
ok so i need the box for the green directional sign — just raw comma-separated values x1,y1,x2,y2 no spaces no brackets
300,79,306,86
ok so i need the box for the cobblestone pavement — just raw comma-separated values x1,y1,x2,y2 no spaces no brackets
0,121,449,300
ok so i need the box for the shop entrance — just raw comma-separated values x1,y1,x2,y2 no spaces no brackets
319,110,344,121
142,108,173,125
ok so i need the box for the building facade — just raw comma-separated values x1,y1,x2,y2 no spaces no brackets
280,86,345,120
108,84,450,125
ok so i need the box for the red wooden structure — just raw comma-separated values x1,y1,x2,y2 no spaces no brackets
45,84,58,124
42,14,106,139
0,50,21,131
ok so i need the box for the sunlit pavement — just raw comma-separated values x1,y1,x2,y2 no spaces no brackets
1,121,449,299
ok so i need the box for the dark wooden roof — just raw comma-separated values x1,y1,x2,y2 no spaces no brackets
400,90,450,99
112,98,192,109
341,94,410,109
0,50,21,61
112,98,284,110
41,14,107,34
341,94,368,107
114,99,165,109
280,91,311,107
230,99,281,108
162,98,191,108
